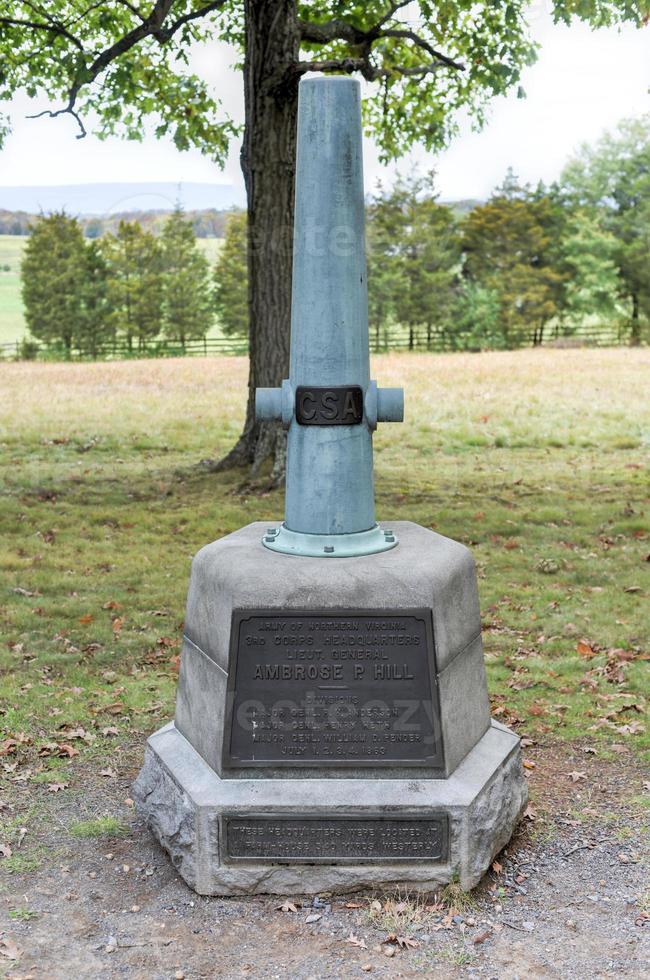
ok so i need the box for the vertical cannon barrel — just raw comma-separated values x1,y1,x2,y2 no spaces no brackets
255,76,404,557
289,77,372,536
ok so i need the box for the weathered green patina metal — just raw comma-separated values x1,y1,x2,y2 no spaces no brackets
256,76,403,557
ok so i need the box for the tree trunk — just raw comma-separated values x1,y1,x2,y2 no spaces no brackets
630,291,640,346
212,0,299,480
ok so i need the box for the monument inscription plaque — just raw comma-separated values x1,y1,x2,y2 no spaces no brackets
224,609,443,769
224,814,448,863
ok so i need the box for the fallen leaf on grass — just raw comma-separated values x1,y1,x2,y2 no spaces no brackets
577,640,598,659
305,913,321,924
473,930,492,945
103,600,122,611
568,771,587,783
385,933,419,950
100,768,117,779
522,759,536,770
97,701,124,715
111,617,124,636
346,934,367,949
492,860,503,874
623,585,641,594
59,726,90,742
344,902,363,909
370,900,382,912
0,844,12,858
0,937,22,960
523,804,537,821
276,900,298,913
616,722,644,736
100,727,119,737
382,946,397,958
38,742,79,759
47,782,69,793
0,740,18,757
78,614,94,625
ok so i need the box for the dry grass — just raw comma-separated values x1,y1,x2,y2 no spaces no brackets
0,347,647,774
1,348,648,449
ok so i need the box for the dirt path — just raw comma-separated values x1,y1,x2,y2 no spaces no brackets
1,741,648,980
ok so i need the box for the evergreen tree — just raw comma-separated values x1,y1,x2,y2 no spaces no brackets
462,175,567,345
160,207,213,346
561,114,650,343
367,174,461,350
21,211,88,355
366,186,405,349
455,284,505,350
101,221,163,350
561,210,622,328
213,212,248,337
406,194,461,349
77,241,112,356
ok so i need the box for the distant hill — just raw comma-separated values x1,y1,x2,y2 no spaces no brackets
440,198,483,216
0,206,238,239
0,182,245,215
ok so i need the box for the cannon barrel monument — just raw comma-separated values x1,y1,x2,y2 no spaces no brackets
134,76,527,896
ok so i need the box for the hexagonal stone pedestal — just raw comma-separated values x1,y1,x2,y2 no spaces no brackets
133,521,527,894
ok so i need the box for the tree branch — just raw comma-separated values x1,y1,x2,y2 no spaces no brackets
292,57,451,84
299,1,411,44
27,104,88,139
299,3,464,75
21,0,229,141
0,14,85,51
161,0,228,39
378,28,465,71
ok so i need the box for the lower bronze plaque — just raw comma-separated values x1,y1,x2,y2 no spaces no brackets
224,814,448,863
224,609,442,768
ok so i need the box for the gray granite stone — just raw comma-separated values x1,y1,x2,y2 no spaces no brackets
184,521,481,674
175,636,227,777
176,520,486,780
133,720,527,895
438,635,491,775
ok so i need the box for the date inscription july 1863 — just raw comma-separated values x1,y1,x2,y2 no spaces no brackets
224,610,442,768
225,815,448,863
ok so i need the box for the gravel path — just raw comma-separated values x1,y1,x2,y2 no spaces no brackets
1,740,647,979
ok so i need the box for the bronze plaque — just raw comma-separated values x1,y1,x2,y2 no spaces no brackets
223,609,442,769
295,385,363,425
224,814,448,863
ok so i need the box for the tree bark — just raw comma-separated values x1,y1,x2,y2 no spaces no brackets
212,0,299,480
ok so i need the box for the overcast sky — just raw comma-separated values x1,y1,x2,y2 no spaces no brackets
0,9,648,202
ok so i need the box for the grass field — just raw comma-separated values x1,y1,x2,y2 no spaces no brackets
0,234,223,345
0,236,25,343
0,347,647,802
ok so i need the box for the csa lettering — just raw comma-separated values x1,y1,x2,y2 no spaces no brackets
295,386,363,426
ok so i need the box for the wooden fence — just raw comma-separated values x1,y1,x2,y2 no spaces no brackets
0,322,645,361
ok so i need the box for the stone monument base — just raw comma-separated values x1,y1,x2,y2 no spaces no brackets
134,719,527,896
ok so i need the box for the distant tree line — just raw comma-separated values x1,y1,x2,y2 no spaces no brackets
22,207,214,355
216,114,650,349
2,207,229,239
19,114,650,356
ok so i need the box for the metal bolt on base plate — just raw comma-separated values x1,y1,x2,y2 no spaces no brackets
261,523,399,558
